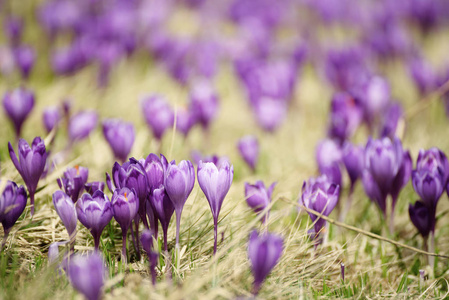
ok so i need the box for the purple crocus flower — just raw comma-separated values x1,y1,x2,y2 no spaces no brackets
42,106,62,133
76,191,113,250
13,45,35,79
248,230,283,295
102,118,135,163
140,229,159,285
68,111,98,142
67,252,107,300
111,187,139,262
0,181,27,250
9,137,47,216
316,139,342,187
141,153,166,193
176,107,195,137
237,135,259,172
84,182,105,195
3,87,35,138
197,160,234,254
164,159,195,248
380,102,404,139
412,169,445,210
416,148,449,183
57,166,89,203
360,76,391,127
342,142,364,190
141,95,174,140
244,181,276,223
409,201,432,239
408,57,437,96
4,16,23,45
189,80,219,130
327,92,363,143
253,97,287,132
299,175,340,241
52,190,77,240
149,186,174,251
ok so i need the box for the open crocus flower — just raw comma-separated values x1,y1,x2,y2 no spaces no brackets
299,175,340,241
67,252,107,300
102,118,135,163
248,230,283,295
111,187,139,262
0,181,27,250
237,135,259,172
52,190,77,242
197,159,234,254
9,137,47,216
57,166,89,203
76,191,113,250
244,181,276,223
3,87,35,138
164,159,195,248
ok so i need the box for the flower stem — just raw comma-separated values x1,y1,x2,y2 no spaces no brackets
1,229,10,252
122,230,128,264
429,231,435,271
30,191,35,217
213,218,218,255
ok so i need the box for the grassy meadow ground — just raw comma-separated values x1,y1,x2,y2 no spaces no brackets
1,14,449,300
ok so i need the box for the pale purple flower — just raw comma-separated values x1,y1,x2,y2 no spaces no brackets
0,181,27,249
3,87,35,137
68,111,98,142
102,118,135,163
52,190,77,239
244,181,276,222
141,95,174,140
237,135,259,172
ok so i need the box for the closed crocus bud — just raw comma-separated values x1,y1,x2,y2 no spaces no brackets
416,148,449,183
68,252,107,300
102,118,135,163
68,111,98,142
0,181,27,249
409,201,432,239
316,139,342,187
142,153,166,193
412,168,445,208
248,230,283,295
57,166,89,203
198,160,233,254
13,45,35,79
141,95,174,140
189,80,219,130
244,181,276,222
42,106,62,133
52,190,77,239
380,102,404,139
328,92,363,143
76,191,113,250
164,160,195,247
342,142,364,189
299,175,340,239
237,135,259,172
176,107,195,137
140,229,159,285
3,87,35,137
362,76,391,123
409,57,437,96
364,137,404,196
9,137,47,216
253,97,287,132
111,187,139,261
149,186,174,251
84,182,105,195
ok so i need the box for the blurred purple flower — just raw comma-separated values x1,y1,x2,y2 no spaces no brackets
68,111,98,142
342,142,364,190
409,201,432,239
327,92,363,143
316,139,342,187
0,181,27,249
244,181,276,222
149,186,174,251
84,182,105,195
42,106,62,133
141,95,174,140
380,102,404,139
140,229,159,285
52,190,77,239
189,80,219,130
102,118,135,163
13,45,35,79
237,135,259,172
253,97,287,132
3,87,35,138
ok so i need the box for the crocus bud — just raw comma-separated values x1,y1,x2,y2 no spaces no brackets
140,229,159,285
0,181,27,248
412,169,445,208
409,201,432,239
57,166,89,203
13,45,35,79
3,87,35,137
142,153,166,193
362,170,387,214
111,187,139,261
245,181,276,221
342,142,364,189
189,80,219,130
416,148,449,183
68,253,107,300
237,135,259,172
248,230,283,295
68,111,98,142
42,106,62,133
164,160,195,247
409,58,437,96
176,107,195,137
253,97,287,132
52,190,77,239
299,175,340,239
197,160,233,254
149,186,174,251
380,103,404,139
341,263,345,282
102,118,135,163
316,139,342,187
362,76,391,124
84,182,105,195
76,191,113,250
141,95,174,140
8,137,47,216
